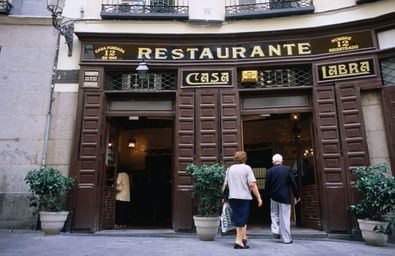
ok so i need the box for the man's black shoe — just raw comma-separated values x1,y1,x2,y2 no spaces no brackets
273,233,281,239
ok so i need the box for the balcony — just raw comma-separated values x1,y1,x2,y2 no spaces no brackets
101,0,189,20
0,0,12,15
225,0,314,20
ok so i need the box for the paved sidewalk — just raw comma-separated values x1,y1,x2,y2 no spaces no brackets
0,230,394,256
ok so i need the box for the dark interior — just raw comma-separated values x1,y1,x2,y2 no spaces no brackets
243,113,315,226
109,116,173,228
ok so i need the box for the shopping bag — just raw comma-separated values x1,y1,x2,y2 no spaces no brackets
220,201,235,233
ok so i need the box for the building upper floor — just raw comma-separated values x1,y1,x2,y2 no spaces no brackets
2,1,394,35
53,0,395,35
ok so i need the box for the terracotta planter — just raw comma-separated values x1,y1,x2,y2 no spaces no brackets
39,211,69,235
193,216,221,241
357,219,389,246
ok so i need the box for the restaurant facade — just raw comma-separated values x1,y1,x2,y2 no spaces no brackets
26,0,395,233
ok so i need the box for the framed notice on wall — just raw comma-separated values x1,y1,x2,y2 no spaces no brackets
82,70,100,88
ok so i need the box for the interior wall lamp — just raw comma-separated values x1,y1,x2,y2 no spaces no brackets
108,139,113,148
128,139,136,150
47,0,74,56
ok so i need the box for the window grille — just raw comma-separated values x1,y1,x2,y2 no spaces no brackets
381,57,395,86
238,67,312,89
106,71,177,91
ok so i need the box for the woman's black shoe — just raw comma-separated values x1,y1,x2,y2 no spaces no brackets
234,243,249,249
242,239,248,245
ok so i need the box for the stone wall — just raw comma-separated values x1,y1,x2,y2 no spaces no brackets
361,91,391,171
0,23,58,228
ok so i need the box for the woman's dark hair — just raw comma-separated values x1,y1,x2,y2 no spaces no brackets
233,151,247,164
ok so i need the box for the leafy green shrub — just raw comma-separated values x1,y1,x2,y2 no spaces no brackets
350,163,395,235
25,167,75,213
186,164,225,217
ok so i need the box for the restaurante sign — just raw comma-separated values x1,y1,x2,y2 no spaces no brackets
81,31,373,62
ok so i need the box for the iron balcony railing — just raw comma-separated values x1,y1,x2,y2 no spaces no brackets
106,71,177,91
101,0,189,20
225,0,314,19
0,0,12,15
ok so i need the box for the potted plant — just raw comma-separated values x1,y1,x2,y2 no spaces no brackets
25,166,75,235
186,163,225,241
350,163,395,246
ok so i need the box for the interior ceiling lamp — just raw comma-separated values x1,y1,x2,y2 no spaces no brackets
303,147,314,157
47,0,74,57
128,139,136,150
291,113,301,121
136,58,149,82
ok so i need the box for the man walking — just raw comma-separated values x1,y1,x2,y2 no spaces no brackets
265,154,299,244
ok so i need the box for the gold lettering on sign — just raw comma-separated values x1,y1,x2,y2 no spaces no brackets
94,46,125,60
185,72,231,86
134,42,312,60
328,36,360,53
321,60,372,79
171,48,184,59
155,48,168,59
138,48,153,59
199,48,214,59
217,48,230,59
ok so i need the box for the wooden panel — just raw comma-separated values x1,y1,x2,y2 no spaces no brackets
174,91,194,230
220,89,241,167
301,185,321,230
383,86,395,174
196,90,219,164
313,85,349,232
336,82,370,229
175,186,193,230
100,187,116,229
73,91,104,230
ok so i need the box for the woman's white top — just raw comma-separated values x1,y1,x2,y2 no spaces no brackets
225,164,256,200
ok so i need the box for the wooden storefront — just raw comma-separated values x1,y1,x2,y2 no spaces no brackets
69,15,395,233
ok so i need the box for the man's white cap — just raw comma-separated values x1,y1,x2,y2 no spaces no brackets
272,154,283,163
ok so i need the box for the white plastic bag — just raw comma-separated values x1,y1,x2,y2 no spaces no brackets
220,201,235,233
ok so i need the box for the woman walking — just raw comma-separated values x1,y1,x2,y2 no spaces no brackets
223,151,262,249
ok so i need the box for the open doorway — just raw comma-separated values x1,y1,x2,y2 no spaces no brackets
242,113,320,229
104,116,173,229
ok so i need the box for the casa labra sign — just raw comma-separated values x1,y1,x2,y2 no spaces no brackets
182,70,232,87
317,59,375,82
81,31,374,62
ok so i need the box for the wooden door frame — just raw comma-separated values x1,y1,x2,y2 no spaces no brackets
240,108,322,229
101,106,176,230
